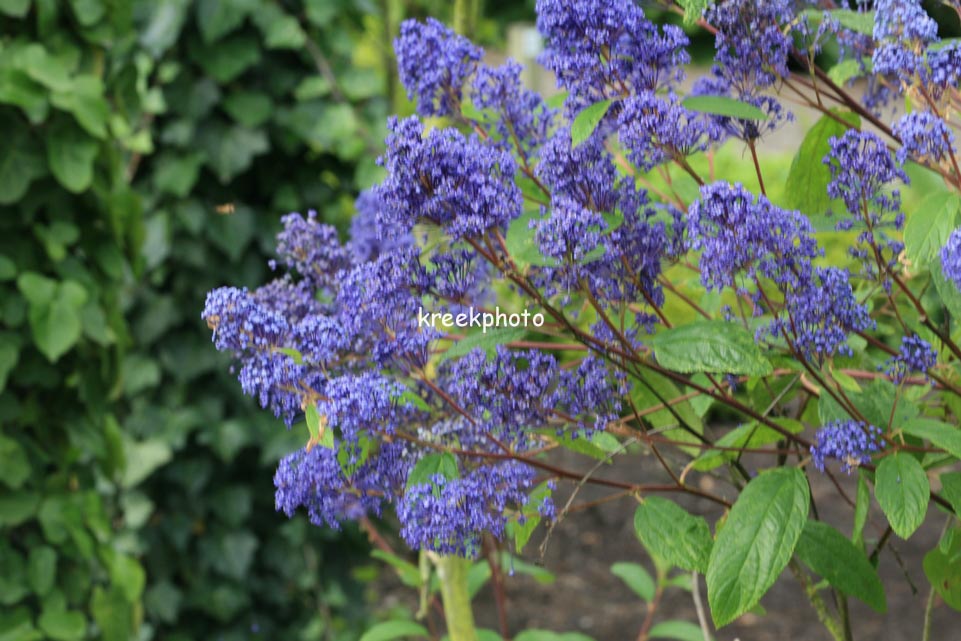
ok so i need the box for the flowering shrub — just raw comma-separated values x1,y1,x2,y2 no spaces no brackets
206,0,961,638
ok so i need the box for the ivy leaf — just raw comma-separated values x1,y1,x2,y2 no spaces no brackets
196,0,257,43
610,562,655,602
571,100,612,148
682,95,767,120
904,192,960,266
38,609,85,641
46,118,99,193
782,110,860,224
0,121,46,204
50,76,110,139
706,467,810,627
634,498,713,573
0,435,30,489
648,321,772,376
875,452,929,539
796,520,886,612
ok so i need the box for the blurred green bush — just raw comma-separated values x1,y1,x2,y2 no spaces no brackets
0,1,414,639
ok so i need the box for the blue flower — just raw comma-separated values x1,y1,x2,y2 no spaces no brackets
811,420,883,473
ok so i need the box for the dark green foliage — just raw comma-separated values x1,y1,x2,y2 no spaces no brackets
0,1,397,638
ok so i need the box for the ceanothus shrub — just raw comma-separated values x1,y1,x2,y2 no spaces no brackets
205,0,961,638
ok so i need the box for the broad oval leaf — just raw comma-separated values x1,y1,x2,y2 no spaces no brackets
782,110,860,225
649,321,772,376
706,467,810,627
904,192,960,266
634,498,713,573
405,452,459,490
571,99,612,148
875,452,929,539
610,562,655,602
796,520,886,612
681,95,767,120
902,418,961,461
648,620,711,641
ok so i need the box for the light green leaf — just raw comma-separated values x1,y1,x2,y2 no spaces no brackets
27,546,56,596
38,609,85,641
0,435,30,489
26,281,87,362
610,562,655,602
406,453,459,490
875,452,929,539
46,118,99,193
634,498,713,573
649,620,711,641
902,418,961,460
941,472,961,518
440,327,527,361
192,34,261,83
693,419,803,472
0,0,30,18
50,76,109,139
801,9,874,36
676,0,710,26
924,527,961,611
852,471,870,546
90,587,133,641
827,58,870,85
0,607,42,641
121,439,172,488
505,208,554,269
648,321,772,376
195,0,256,43
571,100,612,148
904,192,961,266
0,68,48,123
796,520,886,612
359,620,429,641
370,550,421,588
682,95,767,120
222,91,273,127
706,467,810,627
782,110,860,223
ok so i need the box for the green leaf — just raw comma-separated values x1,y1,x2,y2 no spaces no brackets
693,419,803,472
90,587,133,641
0,435,30,489
199,123,268,183
648,620,710,641
902,418,961,460
505,209,555,269
904,192,961,266
782,110,861,221
924,527,961,611
0,68,48,123
682,95,767,120
634,498,713,573
50,76,109,139
941,472,961,517
359,620,429,641
38,609,85,641
121,439,172,488
706,467,810,627
0,121,46,204
25,281,87,363
0,0,30,18
103,551,145,601
440,327,527,361
610,562,655,602
571,99,612,148
801,9,874,35
795,520,886,612
192,34,261,83
818,378,917,430
46,118,99,193
852,471,870,546
196,0,256,43
875,452,929,539
406,453,459,490
827,58,870,85
500,551,554,584
676,0,710,26
305,403,333,449
537,429,621,462
0,491,40,527
370,550,422,588
27,546,56,596
222,91,273,127
0,607,42,641
648,321,772,376
68,0,104,26
252,4,306,49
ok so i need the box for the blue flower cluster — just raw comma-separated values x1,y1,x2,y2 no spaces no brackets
942,228,961,289
884,335,937,383
811,420,883,473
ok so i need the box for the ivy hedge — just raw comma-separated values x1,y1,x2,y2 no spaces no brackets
0,1,410,639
